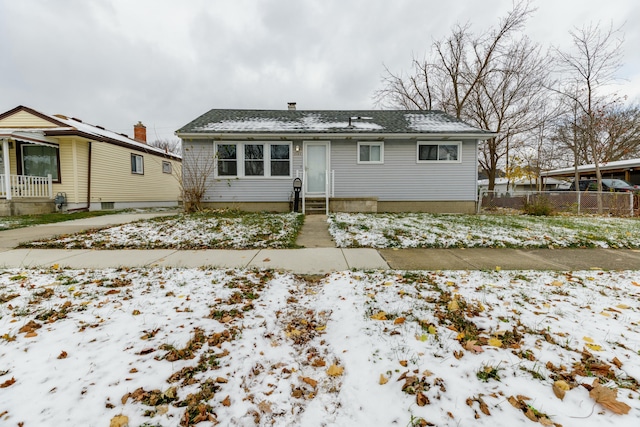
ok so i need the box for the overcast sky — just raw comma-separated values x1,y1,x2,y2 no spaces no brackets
1,0,639,142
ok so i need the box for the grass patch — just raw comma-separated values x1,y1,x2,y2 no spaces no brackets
0,210,124,231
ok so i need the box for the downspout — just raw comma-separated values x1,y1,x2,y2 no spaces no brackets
86,141,92,210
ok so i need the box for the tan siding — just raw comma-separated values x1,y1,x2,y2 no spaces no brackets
90,142,181,203
52,137,87,204
0,110,58,128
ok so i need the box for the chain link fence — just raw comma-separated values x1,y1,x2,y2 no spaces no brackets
478,190,637,216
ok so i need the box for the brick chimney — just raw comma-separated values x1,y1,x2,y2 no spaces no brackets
133,121,146,143
288,102,296,111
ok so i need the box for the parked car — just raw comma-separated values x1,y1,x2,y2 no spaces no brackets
569,178,638,192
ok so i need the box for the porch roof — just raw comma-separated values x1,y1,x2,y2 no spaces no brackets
0,130,61,147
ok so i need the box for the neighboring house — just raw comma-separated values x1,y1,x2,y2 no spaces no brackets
478,177,570,195
176,105,495,213
541,158,640,186
0,105,182,215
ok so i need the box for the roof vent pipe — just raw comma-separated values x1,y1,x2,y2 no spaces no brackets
288,102,296,111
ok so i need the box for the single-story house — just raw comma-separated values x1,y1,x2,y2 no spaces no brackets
478,177,570,195
176,105,495,213
0,105,182,215
541,159,640,186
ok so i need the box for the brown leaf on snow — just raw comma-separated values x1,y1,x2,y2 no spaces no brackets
416,391,429,406
394,317,406,325
19,320,41,334
0,377,16,388
311,358,326,367
379,374,389,385
611,357,623,369
552,380,571,400
221,395,231,406
589,380,631,415
327,364,344,376
57,351,68,359
109,415,129,427
399,360,408,367
464,340,484,353
301,376,318,388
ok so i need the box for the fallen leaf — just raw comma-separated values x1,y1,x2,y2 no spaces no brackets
464,340,484,353
427,325,437,334
370,311,387,321
57,351,68,359
25,331,38,338
488,337,503,348
327,364,344,376
583,336,594,343
257,400,272,413
552,380,571,400
551,280,563,286
311,358,326,367
262,258,271,262
109,415,129,427
448,299,460,311
616,304,630,309
215,377,228,383
0,377,16,388
379,374,389,385
301,376,318,388
399,360,408,367
589,380,631,415
132,309,141,315
479,399,490,416
394,317,405,325
585,343,603,352
416,391,429,406
612,357,623,369
221,395,231,406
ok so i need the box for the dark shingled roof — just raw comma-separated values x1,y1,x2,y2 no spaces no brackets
177,109,494,136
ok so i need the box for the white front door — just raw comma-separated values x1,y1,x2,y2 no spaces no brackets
304,142,329,195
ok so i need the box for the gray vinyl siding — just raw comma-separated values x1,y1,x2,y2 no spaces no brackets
184,140,302,203
331,139,477,201
184,139,477,202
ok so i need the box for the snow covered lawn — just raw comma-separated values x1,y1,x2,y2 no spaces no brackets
329,213,640,249
1,267,639,426
23,211,304,249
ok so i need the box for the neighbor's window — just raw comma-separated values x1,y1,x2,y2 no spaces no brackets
417,142,461,162
270,144,290,176
131,153,144,174
357,141,383,164
215,142,291,178
217,144,237,176
22,144,60,182
244,144,264,176
162,161,172,174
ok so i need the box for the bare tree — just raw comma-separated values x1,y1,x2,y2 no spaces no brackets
554,23,624,208
149,138,182,155
375,1,548,190
179,144,216,212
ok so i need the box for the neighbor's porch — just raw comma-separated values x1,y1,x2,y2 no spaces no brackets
1,137,55,215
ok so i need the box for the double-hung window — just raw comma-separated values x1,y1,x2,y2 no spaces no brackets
357,141,384,164
417,142,461,163
131,154,144,174
216,142,291,177
22,144,60,182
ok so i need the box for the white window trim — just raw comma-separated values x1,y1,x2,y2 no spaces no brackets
131,153,144,174
214,142,293,179
162,161,172,174
416,141,462,163
357,141,384,164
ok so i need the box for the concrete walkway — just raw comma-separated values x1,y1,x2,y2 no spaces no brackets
2,212,640,273
295,215,335,248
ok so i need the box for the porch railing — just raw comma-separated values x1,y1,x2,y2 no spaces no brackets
294,170,335,214
0,174,53,199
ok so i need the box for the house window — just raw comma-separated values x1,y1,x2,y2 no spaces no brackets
215,142,291,178
244,144,264,176
21,144,60,182
162,161,172,174
131,154,144,174
217,144,237,176
417,142,461,162
357,141,383,164
270,144,290,176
